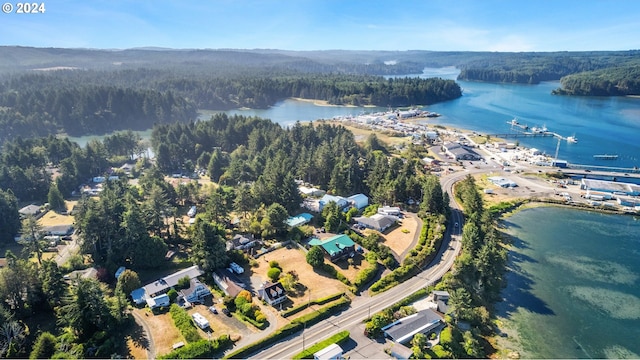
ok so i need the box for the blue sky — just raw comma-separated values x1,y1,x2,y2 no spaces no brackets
2,0,639,51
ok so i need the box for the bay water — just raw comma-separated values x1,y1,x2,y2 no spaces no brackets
500,207,640,358
66,68,640,357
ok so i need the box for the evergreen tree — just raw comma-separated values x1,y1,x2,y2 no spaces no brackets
190,219,228,271
0,189,20,243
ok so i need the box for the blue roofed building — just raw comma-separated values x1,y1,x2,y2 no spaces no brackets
286,213,314,227
319,194,349,211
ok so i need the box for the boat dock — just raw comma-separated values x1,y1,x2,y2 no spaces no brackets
500,119,569,140
488,132,557,139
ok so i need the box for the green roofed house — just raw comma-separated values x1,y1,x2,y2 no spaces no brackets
308,234,355,262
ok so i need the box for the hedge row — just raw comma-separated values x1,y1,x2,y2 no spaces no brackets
225,296,351,359
353,261,381,291
292,330,350,359
169,304,202,343
158,335,232,359
234,312,268,330
369,216,445,294
320,263,351,286
281,292,345,318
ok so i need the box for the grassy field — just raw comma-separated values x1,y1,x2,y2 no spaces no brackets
320,120,413,146
251,247,349,306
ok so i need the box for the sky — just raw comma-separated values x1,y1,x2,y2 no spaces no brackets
1,0,640,52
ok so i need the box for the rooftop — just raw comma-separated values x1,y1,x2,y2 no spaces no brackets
144,265,204,296
383,309,444,344
286,213,314,227
309,234,355,257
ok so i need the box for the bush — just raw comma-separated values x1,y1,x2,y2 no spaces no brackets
169,304,201,343
354,262,380,290
167,289,178,303
159,335,232,359
29,332,57,359
226,297,351,359
281,292,346,317
267,267,281,282
306,246,325,268
268,260,281,269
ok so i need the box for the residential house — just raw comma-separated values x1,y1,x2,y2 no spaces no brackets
319,194,349,211
258,281,287,306
286,213,314,227
147,293,170,309
308,234,355,262
227,233,258,251
212,269,245,297
299,186,326,197
354,214,397,232
347,194,369,209
130,265,204,306
378,206,402,216
180,278,211,304
19,204,41,218
382,309,444,345
43,224,74,236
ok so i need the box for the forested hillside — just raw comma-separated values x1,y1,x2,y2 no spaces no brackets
553,64,640,96
457,50,640,84
0,69,461,144
1,46,638,145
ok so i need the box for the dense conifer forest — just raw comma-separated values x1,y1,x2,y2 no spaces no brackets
1,47,638,145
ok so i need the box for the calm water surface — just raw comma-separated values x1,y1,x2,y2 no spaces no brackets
68,69,640,357
500,207,640,358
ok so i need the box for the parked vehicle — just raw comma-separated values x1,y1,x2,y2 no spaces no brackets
222,308,231,317
208,306,218,314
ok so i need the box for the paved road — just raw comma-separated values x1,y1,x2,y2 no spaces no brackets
248,176,465,360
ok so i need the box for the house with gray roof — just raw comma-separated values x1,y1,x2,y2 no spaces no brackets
383,309,444,345
354,214,397,232
130,265,204,306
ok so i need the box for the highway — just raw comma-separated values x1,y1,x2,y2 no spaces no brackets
248,174,465,359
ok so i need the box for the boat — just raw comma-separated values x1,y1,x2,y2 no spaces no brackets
531,125,548,133
593,154,618,160
566,136,578,143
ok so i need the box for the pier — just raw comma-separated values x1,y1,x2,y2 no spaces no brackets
487,132,556,139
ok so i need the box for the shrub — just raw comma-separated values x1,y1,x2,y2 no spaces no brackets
29,332,57,359
169,304,201,343
281,292,345,317
225,297,351,360
267,267,281,282
236,290,252,302
354,262,380,290
158,335,232,359
268,260,281,269
167,289,178,303
306,246,325,268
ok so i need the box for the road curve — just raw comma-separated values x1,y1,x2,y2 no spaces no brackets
247,175,466,360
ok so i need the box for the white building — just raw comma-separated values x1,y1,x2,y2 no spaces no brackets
313,343,343,360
